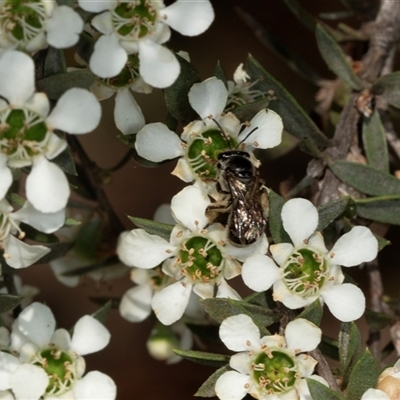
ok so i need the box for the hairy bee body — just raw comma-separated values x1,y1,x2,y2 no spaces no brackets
206,150,268,247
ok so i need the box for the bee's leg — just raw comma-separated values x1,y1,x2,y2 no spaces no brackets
206,200,231,224
260,183,269,220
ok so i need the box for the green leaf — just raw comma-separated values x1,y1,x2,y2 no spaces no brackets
74,32,95,65
33,241,74,264
164,54,200,124
346,349,379,400
236,6,322,85
362,109,389,172
200,298,276,336
230,98,271,122
36,70,96,101
372,71,400,109
91,300,112,325
0,294,24,314
297,299,323,325
338,322,363,384
195,365,229,397
365,309,393,331
319,335,339,361
61,255,125,277
173,349,230,367
268,190,291,244
245,55,329,148
214,61,228,89
317,197,351,230
20,223,59,244
306,378,345,400
315,24,363,91
355,196,400,224
43,47,67,77
51,144,77,176
330,161,400,196
127,216,174,241
283,0,317,31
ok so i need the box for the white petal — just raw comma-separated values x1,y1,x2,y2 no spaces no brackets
90,34,127,78
270,243,294,266
193,281,214,299
17,303,55,348
10,364,48,400
73,371,116,400
26,158,69,213
0,51,34,106
216,279,241,300
4,236,50,269
153,203,175,225
51,328,71,351
71,315,110,355
119,285,153,322
282,198,319,247
171,185,210,231
116,229,175,269
188,77,227,119
361,389,389,400
219,314,259,352
46,6,83,48
329,226,378,267
12,202,65,233
230,352,252,375
135,122,183,162
161,0,214,36
242,254,281,292
138,40,180,88
114,88,145,134
151,281,192,325
50,257,80,288
78,0,115,13
322,283,365,322
0,352,20,390
91,11,114,36
45,133,68,160
215,371,250,400
171,157,195,182
239,109,283,149
285,319,321,352
224,234,269,263
0,154,12,199
25,93,50,118
47,88,101,134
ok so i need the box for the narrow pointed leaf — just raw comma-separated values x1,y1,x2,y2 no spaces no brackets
362,109,389,172
365,309,393,331
316,24,363,91
214,61,228,89
297,298,323,325
317,197,351,230
245,55,329,147
372,71,400,109
306,378,345,400
319,335,339,361
283,0,317,31
356,197,400,224
330,161,400,196
91,300,112,324
20,223,59,243
32,241,74,264
230,97,270,122
164,54,200,124
268,190,291,244
0,294,24,314
346,349,379,400
128,216,174,241
195,365,230,398
339,322,363,383
52,145,77,176
173,349,229,367
237,6,322,85
36,70,96,101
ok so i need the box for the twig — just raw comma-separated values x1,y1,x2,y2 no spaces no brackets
310,348,342,393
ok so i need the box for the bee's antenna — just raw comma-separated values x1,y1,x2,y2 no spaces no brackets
211,117,232,149
237,126,259,148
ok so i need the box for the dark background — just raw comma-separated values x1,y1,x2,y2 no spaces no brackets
18,1,400,399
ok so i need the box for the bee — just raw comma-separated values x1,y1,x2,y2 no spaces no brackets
206,125,269,247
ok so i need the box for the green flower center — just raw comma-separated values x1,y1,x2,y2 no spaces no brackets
187,129,237,180
282,248,328,297
252,350,297,394
0,0,47,48
113,0,157,39
102,54,141,89
0,108,49,163
178,236,223,283
33,347,76,396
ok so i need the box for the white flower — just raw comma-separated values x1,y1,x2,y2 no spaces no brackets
0,303,116,400
117,185,266,325
215,315,325,400
0,50,101,213
78,0,214,88
135,77,283,185
242,198,378,322
0,198,64,269
0,0,83,52
361,389,389,400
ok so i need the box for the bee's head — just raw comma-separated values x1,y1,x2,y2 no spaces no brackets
217,151,254,179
